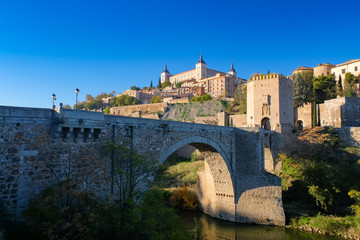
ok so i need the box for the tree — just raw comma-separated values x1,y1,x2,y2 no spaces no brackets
157,78,161,89
161,80,172,89
337,75,343,97
116,95,140,106
343,73,359,97
150,96,162,103
86,94,94,101
200,94,212,101
62,104,72,109
131,86,140,91
175,82,182,88
104,106,111,114
150,80,153,88
313,75,337,103
233,83,247,113
293,73,310,107
109,96,118,107
85,99,103,110
190,96,201,102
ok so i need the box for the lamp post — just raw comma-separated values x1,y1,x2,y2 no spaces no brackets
75,88,80,110
52,93,56,109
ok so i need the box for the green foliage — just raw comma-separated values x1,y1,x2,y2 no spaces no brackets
131,85,140,91
343,72,359,97
190,96,201,102
175,82,182,88
231,84,247,114
282,128,360,222
84,99,103,110
115,95,140,106
140,189,193,240
104,106,110,114
86,94,94,101
161,80,172,89
337,75,343,96
308,185,333,211
150,80,153,88
157,78,161,89
23,180,123,239
62,104,72,109
313,75,337,103
349,189,360,216
150,95,162,103
200,94,212,101
293,73,311,107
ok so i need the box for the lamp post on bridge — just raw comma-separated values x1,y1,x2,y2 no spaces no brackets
52,93,56,110
75,88,80,110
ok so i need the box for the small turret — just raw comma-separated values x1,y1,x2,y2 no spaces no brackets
163,64,169,73
198,53,206,64
227,62,237,79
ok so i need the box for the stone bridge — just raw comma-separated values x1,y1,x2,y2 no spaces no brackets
0,106,285,226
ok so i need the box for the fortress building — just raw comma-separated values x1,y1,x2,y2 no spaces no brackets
247,74,294,132
161,54,236,84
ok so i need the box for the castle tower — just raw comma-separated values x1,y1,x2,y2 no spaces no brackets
160,64,171,83
227,62,237,79
195,53,207,81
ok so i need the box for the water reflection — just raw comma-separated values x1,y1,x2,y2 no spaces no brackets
180,210,342,240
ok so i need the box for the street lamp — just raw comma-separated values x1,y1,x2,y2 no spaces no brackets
52,93,56,109
75,88,80,110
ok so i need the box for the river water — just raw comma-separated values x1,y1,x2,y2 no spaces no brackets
179,210,342,240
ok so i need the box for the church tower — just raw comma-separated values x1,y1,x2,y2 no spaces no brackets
161,64,171,83
195,53,207,81
227,62,237,79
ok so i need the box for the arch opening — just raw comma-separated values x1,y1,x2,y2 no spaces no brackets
158,137,236,221
261,117,271,130
296,120,303,131
264,143,274,172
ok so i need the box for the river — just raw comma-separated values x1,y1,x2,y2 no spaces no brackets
179,210,343,240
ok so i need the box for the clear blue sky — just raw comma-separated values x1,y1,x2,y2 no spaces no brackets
0,0,359,108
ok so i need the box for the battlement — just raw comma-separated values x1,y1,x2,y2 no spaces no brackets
249,73,289,81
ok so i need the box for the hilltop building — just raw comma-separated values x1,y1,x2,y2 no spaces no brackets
160,55,237,98
331,59,360,82
160,54,237,84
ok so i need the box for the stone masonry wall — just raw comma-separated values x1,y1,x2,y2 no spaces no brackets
0,106,285,226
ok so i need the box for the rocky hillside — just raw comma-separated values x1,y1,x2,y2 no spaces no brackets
162,100,227,122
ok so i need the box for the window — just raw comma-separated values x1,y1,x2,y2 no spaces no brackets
342,69,346,74
355,66,358,71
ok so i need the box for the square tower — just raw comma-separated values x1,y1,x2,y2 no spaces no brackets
247,74,293,132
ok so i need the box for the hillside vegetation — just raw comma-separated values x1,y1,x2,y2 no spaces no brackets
281,127,360,239
162,100,227,122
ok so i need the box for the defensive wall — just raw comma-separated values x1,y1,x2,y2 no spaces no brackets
0,105,285,226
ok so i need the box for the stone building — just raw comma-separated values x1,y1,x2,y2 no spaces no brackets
331,59,360,82
292,66,313,76
160,54,237,84
198,73,236,98
247,74,294,132
318,97,360,127
313,63,335,77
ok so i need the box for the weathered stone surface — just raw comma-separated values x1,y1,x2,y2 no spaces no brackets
0,105,285,226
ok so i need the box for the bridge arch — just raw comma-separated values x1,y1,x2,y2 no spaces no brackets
159,136,236,221
159,136,231,171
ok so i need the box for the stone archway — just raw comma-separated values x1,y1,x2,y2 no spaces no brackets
261,117,271,130
159,136,236,221
296,120,303,131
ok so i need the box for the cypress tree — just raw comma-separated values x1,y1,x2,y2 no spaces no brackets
157,78,161,89
337,75,343,96
150,80,153,88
